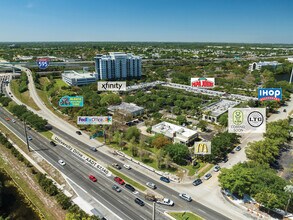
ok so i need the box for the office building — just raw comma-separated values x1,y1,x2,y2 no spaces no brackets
62,70,99,86
151,121,198,146
94,52,142,80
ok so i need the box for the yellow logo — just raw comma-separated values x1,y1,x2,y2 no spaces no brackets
194,142,211,154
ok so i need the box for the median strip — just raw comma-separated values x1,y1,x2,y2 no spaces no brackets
167,211,204,220
107,167,147,192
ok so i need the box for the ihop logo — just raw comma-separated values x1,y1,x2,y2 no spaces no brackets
37,58,49,69
258,88,282,101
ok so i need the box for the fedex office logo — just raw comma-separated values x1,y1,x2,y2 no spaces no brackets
258,88,282,101
77,116,112,125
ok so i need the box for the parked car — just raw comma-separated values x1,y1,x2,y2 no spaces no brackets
76,131,82,135
134,198,145,206
112,163,122,170
222,157,228,163
204,173,212,180
123,164,131,170
283,109,287,112
235,146,241,151
125,184,135,192
50,141,57,146
146,182,156,189
89,175,97,182
193,178,202,186
114,177,125,185
214,165,221,172
179,193,192,202
58,159,66,166
112,185,121,192
160,176,170,183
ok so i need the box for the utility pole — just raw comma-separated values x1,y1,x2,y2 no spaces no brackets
23,119,30,152
152,202,156,220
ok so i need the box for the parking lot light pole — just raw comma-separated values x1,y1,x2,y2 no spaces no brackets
23,119,30,152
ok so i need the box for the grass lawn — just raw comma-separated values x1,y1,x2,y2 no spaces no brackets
40,130,53,140
108,167,147,191
168,212,203,220
197,164,214,178
55,79,69,89
10,80,40,111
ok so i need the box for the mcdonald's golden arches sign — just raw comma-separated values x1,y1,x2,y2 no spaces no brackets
194,142,211,155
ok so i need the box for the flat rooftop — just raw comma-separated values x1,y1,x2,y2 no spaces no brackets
202,99,239,117
108,102,144,113
63,70,97,79
152,121,197,138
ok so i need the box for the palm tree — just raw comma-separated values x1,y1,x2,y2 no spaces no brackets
155,149,164,169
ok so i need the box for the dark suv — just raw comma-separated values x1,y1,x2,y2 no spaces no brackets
76,131,82,135
160,176,170,183
193,178,202,186
50,141,57,146
125,184,135,192
135,198,145,206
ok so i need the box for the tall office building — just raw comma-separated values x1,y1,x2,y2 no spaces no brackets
94,52,142,80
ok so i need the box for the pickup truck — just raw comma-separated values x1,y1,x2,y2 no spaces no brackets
156,198,174,206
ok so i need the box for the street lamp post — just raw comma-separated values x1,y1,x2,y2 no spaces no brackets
23,119,30,152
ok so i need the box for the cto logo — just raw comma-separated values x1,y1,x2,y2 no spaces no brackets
258,88,282,101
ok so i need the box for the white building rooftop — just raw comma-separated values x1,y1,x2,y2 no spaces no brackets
202,99,239,117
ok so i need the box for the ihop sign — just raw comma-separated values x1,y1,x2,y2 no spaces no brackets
258,88,282,101
36,58,50,69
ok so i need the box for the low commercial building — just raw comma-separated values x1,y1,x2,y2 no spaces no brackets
108,102,144,117
151,121,198,146
62,70,99,86
202,99,239,123
248,61,281,71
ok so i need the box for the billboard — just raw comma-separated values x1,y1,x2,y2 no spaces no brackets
228,108,266,133
36,57,50,70
97,81,126,91
77,116,112,125
258,88,282,101
191,77,215,88
59,96,84,107
194,141,211,155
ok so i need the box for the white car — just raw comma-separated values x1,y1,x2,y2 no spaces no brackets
12,119,16,123
123,164,131,170
157,198,174,206
146,182,157,189
204,173,212,180
28,136,32,141
179,193,192,202
58,160,66,166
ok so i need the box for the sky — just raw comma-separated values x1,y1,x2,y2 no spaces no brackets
0,0,292,43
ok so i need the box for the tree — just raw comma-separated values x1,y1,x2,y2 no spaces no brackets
100,93,121,106
176,115,187,125
56,193,72,210
218,113,228,127
165,143,190,165
152,134,171,149
197,120,208,131
125,127,140,142
164,153,172,169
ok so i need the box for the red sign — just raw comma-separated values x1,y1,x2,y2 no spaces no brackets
191,78,215,88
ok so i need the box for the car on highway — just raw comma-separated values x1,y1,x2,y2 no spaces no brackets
5,117,10,121
125,184,135,192
134,198,145,206
157,198,174,206
90,146,97,152
28,136,33,141
50,141,57,146
179,193,192,202
112,185,121,192
76,131,82,135
192,178,202,186
146,182,156,189
89,175,97,182
204,173,212,180
114,177,125,185
12,119,16,123
214,165,221,172
123,164,131,170
112,163,122,170
58,159,66,166
160,176,170,183
27,126,31,130
235,146,241,151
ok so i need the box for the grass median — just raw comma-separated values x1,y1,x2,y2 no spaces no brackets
108,167,147,192
168,211,203,220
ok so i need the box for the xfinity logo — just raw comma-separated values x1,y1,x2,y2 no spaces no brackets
98,81,126,91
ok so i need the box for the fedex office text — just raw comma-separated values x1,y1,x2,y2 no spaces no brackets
258,88,282,101
77,116,112,125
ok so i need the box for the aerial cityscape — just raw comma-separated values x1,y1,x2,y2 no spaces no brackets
0,0,293,220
